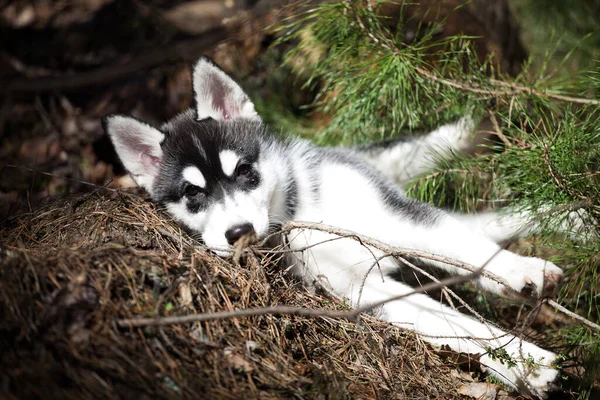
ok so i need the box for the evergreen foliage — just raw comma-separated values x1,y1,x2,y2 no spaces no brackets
278,1,600,396
510,0,600,73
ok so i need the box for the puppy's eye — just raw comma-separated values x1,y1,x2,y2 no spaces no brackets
184,185,203,199
237,163,251,177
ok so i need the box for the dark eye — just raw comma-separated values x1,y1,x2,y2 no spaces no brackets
184,185,203,199
237,163,251,177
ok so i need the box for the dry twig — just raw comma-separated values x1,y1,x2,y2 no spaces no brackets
280,221,510,287
117,271,481,328
547,299,600,333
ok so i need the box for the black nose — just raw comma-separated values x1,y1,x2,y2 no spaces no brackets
225,223,256,245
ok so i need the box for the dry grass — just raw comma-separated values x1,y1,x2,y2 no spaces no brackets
0,191,465,399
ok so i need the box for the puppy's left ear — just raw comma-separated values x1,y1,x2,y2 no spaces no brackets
192,56,260,122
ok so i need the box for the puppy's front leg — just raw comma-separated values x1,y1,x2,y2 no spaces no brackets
387,210,563,297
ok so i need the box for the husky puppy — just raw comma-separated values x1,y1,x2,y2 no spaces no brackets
104,57,563,398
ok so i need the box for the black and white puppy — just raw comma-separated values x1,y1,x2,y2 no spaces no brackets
104,57,563,398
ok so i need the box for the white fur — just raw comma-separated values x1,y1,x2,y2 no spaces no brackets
363,116,475,187
182,166,206,188
166,191,271,257
219,150,240,177
202,191,271,256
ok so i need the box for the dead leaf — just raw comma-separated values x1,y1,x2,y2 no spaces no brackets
179,282,193,307
224,347,254,373
458,382,499,400
163,1,235,35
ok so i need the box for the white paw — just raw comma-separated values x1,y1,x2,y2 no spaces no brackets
523,363,559,399
512,346,559,399
516,257,563,297
483,254,563,297
483,342,559,399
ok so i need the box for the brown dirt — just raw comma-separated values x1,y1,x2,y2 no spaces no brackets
0,191,467,399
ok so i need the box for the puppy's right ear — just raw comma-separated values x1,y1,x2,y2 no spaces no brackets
103,115,164,194
192,56,260,122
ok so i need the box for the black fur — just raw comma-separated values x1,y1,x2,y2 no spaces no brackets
152,112,265,210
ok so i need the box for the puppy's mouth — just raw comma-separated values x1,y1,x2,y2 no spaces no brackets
211,248,234,258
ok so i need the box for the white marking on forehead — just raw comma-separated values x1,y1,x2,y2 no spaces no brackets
219,149,240,177
182,166,206,188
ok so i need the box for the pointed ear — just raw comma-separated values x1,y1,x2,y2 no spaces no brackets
103,115,164,194
192,56,260,122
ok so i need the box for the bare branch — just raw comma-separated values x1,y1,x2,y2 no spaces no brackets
487,109,512,148
116,219,600,335
547,299,600,333
5,164,117,192
490,78,600,106
116,270,481,328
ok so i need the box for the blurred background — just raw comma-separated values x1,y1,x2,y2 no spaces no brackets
2,0,597,218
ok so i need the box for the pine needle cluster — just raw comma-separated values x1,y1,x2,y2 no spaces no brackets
277,1,600,395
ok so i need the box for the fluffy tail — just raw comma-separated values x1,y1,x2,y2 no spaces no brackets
357,116,477,187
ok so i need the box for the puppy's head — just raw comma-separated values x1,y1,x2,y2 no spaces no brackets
104,57,274,256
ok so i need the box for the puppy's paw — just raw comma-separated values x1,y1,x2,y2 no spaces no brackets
486,342,560,399
483,254,563,297
517,257,563,297
523,364,560,399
